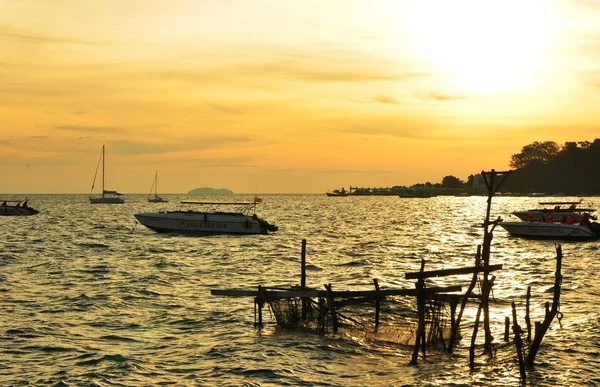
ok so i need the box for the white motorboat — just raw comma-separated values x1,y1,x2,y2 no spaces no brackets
147,170,168,203
89,145,125,204
499,221,600,240
512,201,595,223
134,200,278,235
0,200,39,216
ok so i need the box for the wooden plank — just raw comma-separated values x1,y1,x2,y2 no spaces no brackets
405,264,503,279
211,285,462,300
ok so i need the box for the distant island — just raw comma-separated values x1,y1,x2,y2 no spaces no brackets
188,187,233,195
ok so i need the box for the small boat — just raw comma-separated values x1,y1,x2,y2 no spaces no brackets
512,201,595,223
326,188,349,197
147,170,168,203
0,200,39,216
499,221,600,240
89,145,125,204
134,199,278,235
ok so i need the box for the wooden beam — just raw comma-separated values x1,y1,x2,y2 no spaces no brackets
211,285,462,300
405,264,503,279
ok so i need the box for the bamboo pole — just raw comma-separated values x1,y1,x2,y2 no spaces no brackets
449,245,481,353
480,169,511,354
255,285,264,328
324,283,338,334
301,239,308,320
526,245,563,366
469,303,483,368
373,278,381,330
511,301,527,380
525,286,531,342
211,285,462,299
405,264,502,279
411,259,426,365
481,171,495,355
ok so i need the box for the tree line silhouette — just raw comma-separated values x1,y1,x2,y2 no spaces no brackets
499,138,600,195
424,138,600,195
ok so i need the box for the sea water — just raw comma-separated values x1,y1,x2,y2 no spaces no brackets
1,194,599,386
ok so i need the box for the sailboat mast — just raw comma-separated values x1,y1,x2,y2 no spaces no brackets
155,170,158,197
102,145,105,198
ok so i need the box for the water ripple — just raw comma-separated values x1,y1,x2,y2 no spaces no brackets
0,194,599,385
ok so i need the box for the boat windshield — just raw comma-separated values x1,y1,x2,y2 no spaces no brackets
178,201,257,215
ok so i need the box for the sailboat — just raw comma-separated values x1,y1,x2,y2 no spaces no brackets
89,145,125,204
148,170,168,203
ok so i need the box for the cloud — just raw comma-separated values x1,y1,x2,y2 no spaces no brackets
54,125,125,134
0,27,102,45
373,95,400,104
571,0,600,10
203,103,244,115
110,136,255,155
340,125,431,139
316,168,397,174
423,91,466,101
194,156,254,168
152,44,430,87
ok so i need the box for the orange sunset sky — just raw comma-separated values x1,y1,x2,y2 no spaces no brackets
1,0,599,194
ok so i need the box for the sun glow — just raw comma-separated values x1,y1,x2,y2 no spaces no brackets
403,0,553,93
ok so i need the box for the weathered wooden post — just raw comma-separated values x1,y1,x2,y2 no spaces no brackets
504,316,510,342
469,303,483,368
301,239,308,320
526,245,563,366
324,283,338,333
449,299,458,348
449,245,482,353
511,301,527,380
525,286,531,342
317,296,326,334
254,285,264,328
373,278,381,330
480,169,511,354
468,275,495,367
411,259,426,365
481,171,495,353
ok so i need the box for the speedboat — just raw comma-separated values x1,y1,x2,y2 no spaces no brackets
499,221,600,240
0,200,39,216
134,200,278,235
512,201,595,223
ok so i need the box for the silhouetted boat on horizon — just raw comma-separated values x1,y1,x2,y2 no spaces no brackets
89,145,125,204
0,199,39,216
326,188,349,197
148,170,168,203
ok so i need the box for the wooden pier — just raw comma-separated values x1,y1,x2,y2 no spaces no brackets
211,170,566,377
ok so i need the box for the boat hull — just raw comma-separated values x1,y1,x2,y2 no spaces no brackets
134,212,274,235
148,197,168,203
499,221,599,240
512,210,593,222
0,206,39,216
90,196,125,204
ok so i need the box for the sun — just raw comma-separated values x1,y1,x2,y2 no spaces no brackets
402,0,553,93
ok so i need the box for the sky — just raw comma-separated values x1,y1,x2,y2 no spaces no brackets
1,0,599,194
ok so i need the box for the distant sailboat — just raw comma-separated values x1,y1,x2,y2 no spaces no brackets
148,170,168,203
89,145,125,204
